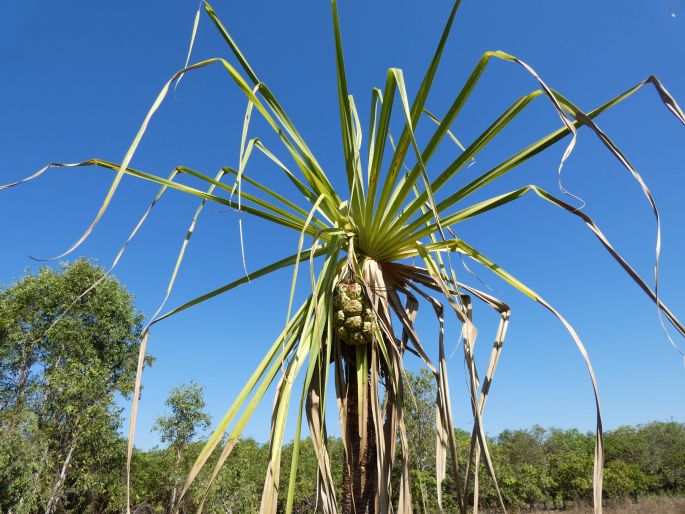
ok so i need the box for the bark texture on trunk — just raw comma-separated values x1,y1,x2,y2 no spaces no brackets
342,349,377,514
168,448,182,514
45,439,76,514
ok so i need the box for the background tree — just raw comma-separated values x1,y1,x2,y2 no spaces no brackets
400,369,439,511
154,381,211,513
197,437,269,513
0,259,145,513
605,421,685,495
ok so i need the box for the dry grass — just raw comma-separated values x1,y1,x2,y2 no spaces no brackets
483,496,685,514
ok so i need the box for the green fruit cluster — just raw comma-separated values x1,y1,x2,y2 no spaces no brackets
333,281,377,345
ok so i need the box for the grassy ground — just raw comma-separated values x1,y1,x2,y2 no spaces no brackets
578,497,685,513
485,496,685,513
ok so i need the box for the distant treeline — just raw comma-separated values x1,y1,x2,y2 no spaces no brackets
122,421,685,513
2,262,684,513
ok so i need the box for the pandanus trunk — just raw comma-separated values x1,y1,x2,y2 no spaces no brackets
342,348,377,514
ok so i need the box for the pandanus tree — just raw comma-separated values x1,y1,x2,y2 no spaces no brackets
3,1,685,513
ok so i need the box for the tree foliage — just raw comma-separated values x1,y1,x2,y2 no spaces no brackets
153,382,211,513
0,260,144,514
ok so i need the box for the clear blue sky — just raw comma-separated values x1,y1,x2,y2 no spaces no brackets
1,0,684,450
